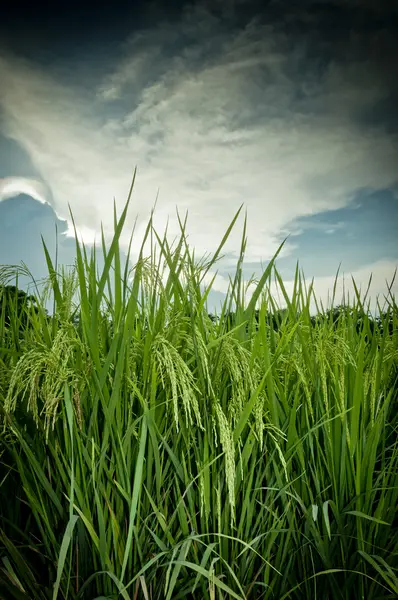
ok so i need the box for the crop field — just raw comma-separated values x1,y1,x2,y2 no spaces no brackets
1,176,397,599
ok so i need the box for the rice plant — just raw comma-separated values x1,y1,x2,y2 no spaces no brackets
0,169,397,599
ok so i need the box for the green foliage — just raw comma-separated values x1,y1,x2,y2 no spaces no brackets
0,170,397,599
0,283,40,333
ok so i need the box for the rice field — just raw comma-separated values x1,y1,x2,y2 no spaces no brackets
1,172,397,599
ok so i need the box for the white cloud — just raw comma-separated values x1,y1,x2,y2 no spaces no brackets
295,259,398,315
205,258,398,316
0,177,49,205
0,4,397,275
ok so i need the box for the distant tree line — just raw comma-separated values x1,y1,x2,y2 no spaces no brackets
0,285,40,331
207,304,395,340
1,283,395,343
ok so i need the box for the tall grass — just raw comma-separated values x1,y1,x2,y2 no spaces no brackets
1,170,397,599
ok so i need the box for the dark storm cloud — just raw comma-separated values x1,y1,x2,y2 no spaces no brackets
1,0,396,116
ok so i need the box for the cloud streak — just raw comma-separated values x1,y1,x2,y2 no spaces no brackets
0,177,50,205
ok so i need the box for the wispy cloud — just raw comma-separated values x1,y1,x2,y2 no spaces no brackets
0,177,49,205
0,1,397,308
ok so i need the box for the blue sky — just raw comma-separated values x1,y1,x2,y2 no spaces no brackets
0,0,397,314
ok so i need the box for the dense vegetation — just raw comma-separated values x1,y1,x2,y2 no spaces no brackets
1,175,397,599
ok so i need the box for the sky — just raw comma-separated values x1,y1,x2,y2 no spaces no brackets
0,0,397,315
